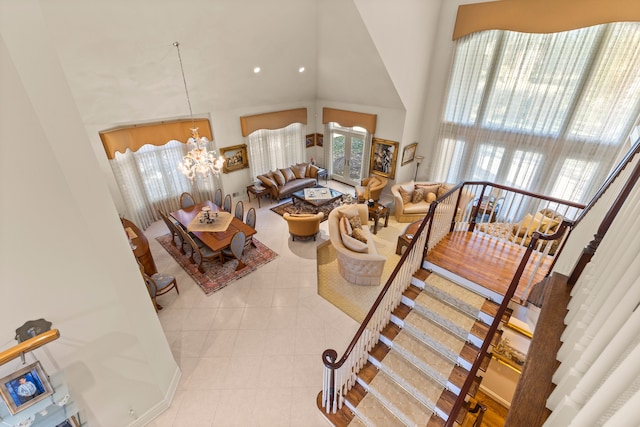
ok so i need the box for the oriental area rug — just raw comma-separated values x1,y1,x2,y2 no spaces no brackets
156,234,278,295
270,198,344,223
316,219,405,322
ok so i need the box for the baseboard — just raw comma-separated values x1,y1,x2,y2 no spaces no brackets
479,384,511,409
126,366,182,427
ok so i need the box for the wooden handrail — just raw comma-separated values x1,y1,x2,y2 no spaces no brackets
0,329,60,366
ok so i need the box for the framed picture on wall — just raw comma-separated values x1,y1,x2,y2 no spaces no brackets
220,144,249,173
370,137,399,179
305,134,314,148
401,142,418,165
0,361,53,414
315,133,323,147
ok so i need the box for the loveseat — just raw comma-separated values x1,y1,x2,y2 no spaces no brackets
328,204,386,286
391,181,474,223
257,163,320,201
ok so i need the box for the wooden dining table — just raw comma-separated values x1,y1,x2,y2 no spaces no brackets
170,200,256,252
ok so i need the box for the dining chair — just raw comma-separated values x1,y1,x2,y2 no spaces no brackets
158,209,187,254
234,200,244,221
138,261,179,311
180,192,196,209
175,223,223,273
223,194,232,213
222,231,246,271
214,188,223,209
244,207,256,248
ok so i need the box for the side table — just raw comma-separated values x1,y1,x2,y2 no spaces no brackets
316,168,328,183
396,220,421,255
246,184,271,208
368,202,390,235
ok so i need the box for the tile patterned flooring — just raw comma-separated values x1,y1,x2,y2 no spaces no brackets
146,180,364,427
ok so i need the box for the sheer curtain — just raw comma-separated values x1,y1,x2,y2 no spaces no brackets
110,140,217,229
433,22,640,204
246,123,306,177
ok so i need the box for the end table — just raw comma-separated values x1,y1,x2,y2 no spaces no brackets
246,184,271,208
368,202,390,234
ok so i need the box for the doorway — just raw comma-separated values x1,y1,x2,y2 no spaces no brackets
328,125,369,187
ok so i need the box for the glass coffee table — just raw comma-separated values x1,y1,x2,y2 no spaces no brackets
291,185,343,208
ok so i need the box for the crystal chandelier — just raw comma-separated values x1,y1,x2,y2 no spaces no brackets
174,41,224,182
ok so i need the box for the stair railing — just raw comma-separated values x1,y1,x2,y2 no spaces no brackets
321,186,466,414
445,220,572,426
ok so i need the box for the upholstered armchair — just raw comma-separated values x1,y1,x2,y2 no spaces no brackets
283,212,324,241
356,175,388,202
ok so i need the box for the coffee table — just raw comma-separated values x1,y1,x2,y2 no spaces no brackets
291,185,343,208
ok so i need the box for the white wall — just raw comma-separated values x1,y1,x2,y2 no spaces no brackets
0,2,179,425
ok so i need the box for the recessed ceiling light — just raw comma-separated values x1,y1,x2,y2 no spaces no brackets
298,66,305,73
253,66,261,74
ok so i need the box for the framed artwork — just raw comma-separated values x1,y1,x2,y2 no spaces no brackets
220,144,249,173
0,361,53,415
370,137,399,179
55,416,80,427
315,133,323,147
305,134,314,148
401,142,418,166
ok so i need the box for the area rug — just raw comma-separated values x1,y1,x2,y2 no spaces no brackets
270,198,344,222
317,219,405,322
156,234,278,295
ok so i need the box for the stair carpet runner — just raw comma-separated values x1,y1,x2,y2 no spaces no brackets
345,271,498,426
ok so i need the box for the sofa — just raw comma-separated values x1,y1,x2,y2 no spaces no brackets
356,175,388,202
283,212,324,241
391,181,474,223
328,204,386,286
257,163,320,201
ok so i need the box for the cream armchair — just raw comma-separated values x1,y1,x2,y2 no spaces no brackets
356,175,388,202
283,212,324,241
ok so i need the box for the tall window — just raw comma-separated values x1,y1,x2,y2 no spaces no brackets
246,123,306,177
435,22,640,203
110,140,216,228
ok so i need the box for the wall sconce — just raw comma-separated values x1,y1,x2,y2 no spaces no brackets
414,155,425,181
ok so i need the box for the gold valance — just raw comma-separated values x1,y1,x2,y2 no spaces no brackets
322,108,377,134
100,118,212,160
454,0,640,40
239,108,308,137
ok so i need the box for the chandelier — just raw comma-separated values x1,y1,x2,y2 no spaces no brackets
173,41,224,182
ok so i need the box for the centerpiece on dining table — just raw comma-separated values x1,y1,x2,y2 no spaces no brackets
199,206,218,224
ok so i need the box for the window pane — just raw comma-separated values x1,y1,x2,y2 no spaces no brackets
483,28,599,135
471,144,504,181
568,22,640,143
445,31,499,125
550,158,598,201
505,150,543,189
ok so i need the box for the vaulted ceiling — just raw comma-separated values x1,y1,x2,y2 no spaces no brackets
37,0,404,128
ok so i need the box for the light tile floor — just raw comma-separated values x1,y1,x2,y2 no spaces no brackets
145,180,385,427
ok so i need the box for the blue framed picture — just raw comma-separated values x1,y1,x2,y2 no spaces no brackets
0,361,53,414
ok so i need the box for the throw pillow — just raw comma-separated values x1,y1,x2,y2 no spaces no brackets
292,164,307,179
398,186,413,204
415,183,441,195
351,227,368,243
426,192,437,203
348,215,362,230
437,184,452,198
280,167,296,182
308,164,320,178
258,175,278,188
339,215,352,235
400,180,415,194
272,169,286,186
341,232,368,253
412,187,427,204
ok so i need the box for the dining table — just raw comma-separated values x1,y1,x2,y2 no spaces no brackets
170,200,257,252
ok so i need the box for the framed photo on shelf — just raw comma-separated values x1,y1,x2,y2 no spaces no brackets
401,142,418,166
0,361,53,415
315,133,323,147
369,137,399,179
220,144,249,173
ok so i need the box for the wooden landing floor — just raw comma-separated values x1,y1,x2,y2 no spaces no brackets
426,231,554,302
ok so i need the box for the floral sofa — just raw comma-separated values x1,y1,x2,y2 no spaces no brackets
256,163,320,201
391,181,474,223
328,204,386,286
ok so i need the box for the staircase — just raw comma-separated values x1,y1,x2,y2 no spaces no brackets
324,268,509,427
